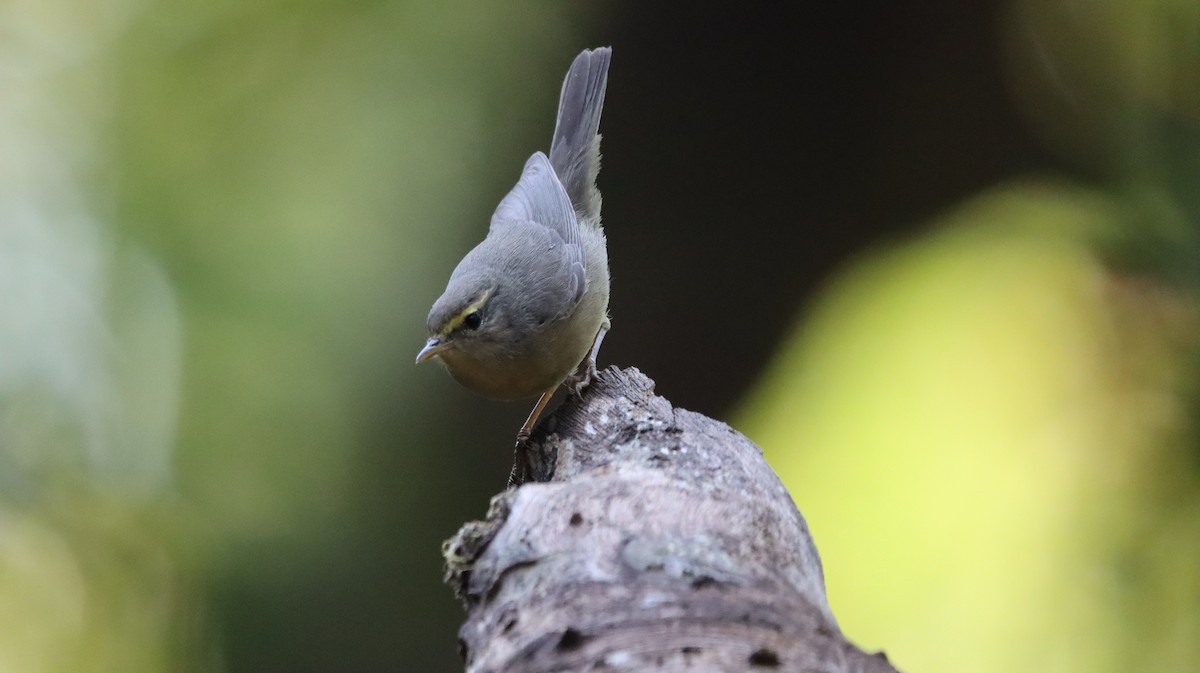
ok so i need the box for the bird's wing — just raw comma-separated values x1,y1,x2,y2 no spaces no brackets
491,151,587,307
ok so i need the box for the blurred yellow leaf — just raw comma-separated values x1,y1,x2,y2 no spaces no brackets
740,181,1200,673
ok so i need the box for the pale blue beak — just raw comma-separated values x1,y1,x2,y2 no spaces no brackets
415,337,445,364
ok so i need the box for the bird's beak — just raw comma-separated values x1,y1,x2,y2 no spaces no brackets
415,337,446,365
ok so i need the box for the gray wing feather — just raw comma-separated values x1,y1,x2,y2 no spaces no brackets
491,151,587,307
549,47,610,224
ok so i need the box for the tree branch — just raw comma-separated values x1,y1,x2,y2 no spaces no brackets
444,366,900,673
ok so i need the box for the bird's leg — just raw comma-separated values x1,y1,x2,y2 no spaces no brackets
510,321,609,486
508,386,558,487
567,321,609,398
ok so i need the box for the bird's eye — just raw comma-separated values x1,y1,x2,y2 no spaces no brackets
462,310,482,330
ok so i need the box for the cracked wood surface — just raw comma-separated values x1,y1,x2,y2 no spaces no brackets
443,367,900,673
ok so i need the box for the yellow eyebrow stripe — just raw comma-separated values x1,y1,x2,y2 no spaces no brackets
439,289,492,336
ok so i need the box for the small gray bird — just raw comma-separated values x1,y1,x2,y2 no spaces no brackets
416,47,612,478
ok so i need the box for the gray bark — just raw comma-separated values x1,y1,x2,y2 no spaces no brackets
443,367,901,673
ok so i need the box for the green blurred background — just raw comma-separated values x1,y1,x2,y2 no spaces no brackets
2,1,1197,671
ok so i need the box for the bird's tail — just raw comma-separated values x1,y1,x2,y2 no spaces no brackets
549,47,611,226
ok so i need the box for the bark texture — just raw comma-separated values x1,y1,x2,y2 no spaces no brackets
443,367,900,673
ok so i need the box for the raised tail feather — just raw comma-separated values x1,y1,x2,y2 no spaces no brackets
549,47,611,226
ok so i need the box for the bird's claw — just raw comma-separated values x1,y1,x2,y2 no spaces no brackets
566,324,607,399
566,360,597,399
508,437,529,488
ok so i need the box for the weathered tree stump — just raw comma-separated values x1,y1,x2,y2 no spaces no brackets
444,366,900,673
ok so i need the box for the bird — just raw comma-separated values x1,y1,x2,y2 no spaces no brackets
416,47,612,483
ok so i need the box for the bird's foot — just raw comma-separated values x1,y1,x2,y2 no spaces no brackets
566,361,597,399
566,324,608,399
508,436,530,488
509,388,556,488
